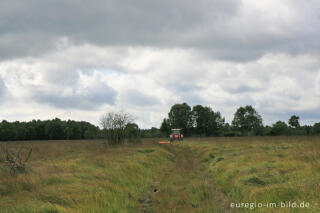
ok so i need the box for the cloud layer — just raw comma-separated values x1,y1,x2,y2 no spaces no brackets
1,0,320,127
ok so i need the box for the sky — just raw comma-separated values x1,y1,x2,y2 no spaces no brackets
1,0,320,128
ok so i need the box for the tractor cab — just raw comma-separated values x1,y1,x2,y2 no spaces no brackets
170,128,184,142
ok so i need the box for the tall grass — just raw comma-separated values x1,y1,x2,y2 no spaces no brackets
0,140,174,212
1,137,319,212
187,136,320,212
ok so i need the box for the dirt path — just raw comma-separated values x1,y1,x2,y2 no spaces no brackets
140,144,237,213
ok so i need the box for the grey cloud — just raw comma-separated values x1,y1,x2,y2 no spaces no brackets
0,32,57,60
224,85,263,94
33,80,116,110
41,70,81,86
170,82,203,93
121,89,159,106
181,93,206,106
3,0,320,62
0,0,244,61
0,77,6,100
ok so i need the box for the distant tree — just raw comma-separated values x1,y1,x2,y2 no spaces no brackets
263,125,272,136
220,123,242,137
150,127,161,138
192,105,207,135
65,120,81,139
192,105,225,136
45,118,65,140
312,122,320,135
168,103,192,136
25,121,35,140
99,111,133,145
125,123,141,143
84,125,100,139
288,115,300,128
0,120,16,140
139,129,151,138
301,125,312,135
160,118,171,137
34,120,46,140
232,105,263,136
269,121,288,136
223,123,231,132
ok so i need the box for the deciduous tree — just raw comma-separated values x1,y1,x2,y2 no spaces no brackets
192,105,225,136
232,105,263,135
288,115,300,128
168,103,192,135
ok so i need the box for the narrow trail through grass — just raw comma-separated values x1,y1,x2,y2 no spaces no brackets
140,144,237,213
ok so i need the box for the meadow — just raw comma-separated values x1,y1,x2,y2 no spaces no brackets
0,137,319,213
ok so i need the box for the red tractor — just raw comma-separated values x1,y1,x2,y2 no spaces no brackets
170,128,184,142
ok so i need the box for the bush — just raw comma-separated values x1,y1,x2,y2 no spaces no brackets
223,131,242,137
125,123,141,144
99,112,134,145
0,144,32,175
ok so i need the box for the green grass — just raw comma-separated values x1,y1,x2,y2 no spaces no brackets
186,136,320,212
0,140,174,213
0,137,319,212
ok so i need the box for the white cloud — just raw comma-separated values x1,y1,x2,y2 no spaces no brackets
1,43,320,127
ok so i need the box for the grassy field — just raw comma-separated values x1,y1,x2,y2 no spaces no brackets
0,137,319,212
187,137,320,213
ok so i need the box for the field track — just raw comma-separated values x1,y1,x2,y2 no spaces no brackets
141,144,237,213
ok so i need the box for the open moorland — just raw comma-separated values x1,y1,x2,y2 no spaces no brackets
0,137,319,213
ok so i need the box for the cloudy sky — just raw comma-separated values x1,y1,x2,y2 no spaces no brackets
1,0,320,128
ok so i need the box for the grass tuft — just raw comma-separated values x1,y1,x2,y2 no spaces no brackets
245,177,267,186
40,206,63,213
137,149,155,153
216,157,224,162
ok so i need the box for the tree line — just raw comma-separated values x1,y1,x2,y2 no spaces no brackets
0,116,164,142
159,103,320,137
1,103,320,142
0,118,100,141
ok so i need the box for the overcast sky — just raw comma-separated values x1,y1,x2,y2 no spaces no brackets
1,0,320,128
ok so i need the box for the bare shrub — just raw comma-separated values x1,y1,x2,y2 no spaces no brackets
99,111,134,146
0,144,32,175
